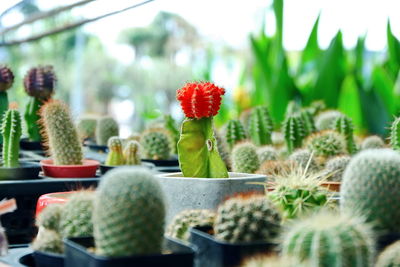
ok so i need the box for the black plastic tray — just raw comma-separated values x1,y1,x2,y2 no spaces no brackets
190,226,277,267
64,236,195,267
20,138,44,151
142,158,179,167
0,162,41,181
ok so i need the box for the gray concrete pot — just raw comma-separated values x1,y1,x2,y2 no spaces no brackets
156,172,266,222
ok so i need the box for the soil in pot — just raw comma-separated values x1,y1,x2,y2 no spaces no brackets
0,161,41,180
40,159,99,178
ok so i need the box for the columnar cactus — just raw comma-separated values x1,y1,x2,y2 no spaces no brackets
2,109,22,168
341,149,400,233
390,117,400,150
0,65,14,144
77,116,97,141
232,142,260,173
225,119,247,150
257,146,278,164
32,229,63,254
40,100,83,165
176,82,228,178
361,135,385,150
95,116,119,146
300,109,316,137
93,168,165,256
141,128,171,160
315,110,342,131
214,194,281,243
248,106,273,146
105,136,125,166
324,155,351,182
166,209,215,241
287,149,319,172
332,114,357,154
375,241,400,267
24,66,56,142
305,130,347,158
123,140,141,165
282,114,305,153
282,212,375,267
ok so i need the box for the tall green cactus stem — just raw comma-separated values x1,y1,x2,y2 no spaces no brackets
341,149,400,233
332,115,357,154
93,167,165,257
232,142,260,174
375,240,400,267
40,100,83,165
141,128,171,160
105,137,125,166
24,98,42,142
2,109,22,167
300,109,316,137
124,140,141,165
225,119,247,150
178,118,228,178
283,114,305,154
215,130,231,170
285,100,301,118
248,106,273,146
390,117,400,150
95,116,119,146
361,135,385,150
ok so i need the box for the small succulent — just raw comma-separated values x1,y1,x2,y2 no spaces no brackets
232,142,260,173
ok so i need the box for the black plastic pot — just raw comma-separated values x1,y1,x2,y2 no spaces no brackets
142,158,179,167
33,250,64,267
20,138,44,151
190,226,277,267
155,166,181,173
0,162,41,181
64,236,195,267
99,162,155,175
86,144,108,153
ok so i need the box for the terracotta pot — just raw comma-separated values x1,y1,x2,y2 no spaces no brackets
40,159,99,178
321,182,341,192
35,191,74,217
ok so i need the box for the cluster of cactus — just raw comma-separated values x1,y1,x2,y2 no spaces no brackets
231,142,260,173
225,119,247,150
105,137,141,166
214,194,281,243
95,116,119,146
40,100,83,165
0,65,14,144
287,149,319,172
305,130,347,157
282,114,305,153
1,109,22,168
141,128,171,160
375,241,400,267
248,106,273,146
77,116,97,140
323,155,351,181
361,135,385,150
331,114,357,154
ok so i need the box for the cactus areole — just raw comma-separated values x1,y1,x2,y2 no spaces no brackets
176,82,228,178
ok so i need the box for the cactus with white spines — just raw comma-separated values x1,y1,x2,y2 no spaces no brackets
361,135,385,150
96,116,119,146
232,142,260,173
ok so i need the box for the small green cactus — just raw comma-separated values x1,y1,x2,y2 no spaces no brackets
96,116,119,146
305,130,347,158
32,229,63,254
77,116,97,140
214,194,281,243
248,106,273,146
361,135,385,150
164,115,179,154
282,212,375,267
375,240,400,267
324,155,351,182
239,109,251,131
390,117,400,150
232,142,260,173
40,100,83,165
282,114,305,154
141,128,171,160
123,140,141,165
225,119,247,150
332,114,357,154
315,110,342,131
300,109,316,137
257,146,278,164
93,167,165,257
166,209,215,241
256,160,293,177
105,136,125,166
2,109,22,168
288,149,319,172
35,204,64,231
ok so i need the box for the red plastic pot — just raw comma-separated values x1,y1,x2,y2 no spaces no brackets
35,191,74,217
40,159,99,178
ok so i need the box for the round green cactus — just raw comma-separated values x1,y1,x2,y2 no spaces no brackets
232,142,260,173
248,106,273,146
95,116,119,146
332,114,357,154
166,209,215,242
341,149,400,234
282,114,305,154
282,212,375,267
288,149,319,172
40,100,83,165
315,110,342,131
256,160,293,177
141,128,171,160
2,109,22,168
32,229,63,254
105,136,125,166
123,140,141,165
390,117,400,150
324,155,351,182
93,167,165,257
361,135,385,150
257,146,278,164
214,194,281,243
305,130,347,158
77,116,97,140
375,240,400,267
225,119,247,150
36,204,64,231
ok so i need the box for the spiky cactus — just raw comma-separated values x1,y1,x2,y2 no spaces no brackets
285,100,301,118
215,130,231,170
241,255,305,267
95,116,119,146
166,209,215,241
256,160,293,177
225,119,247,150
257,146,278,164
32,229,63,254
141,128,171,160
214,194,281,243
105,136,125,166
93,168,165,256
2,109,22,168
248,106,273,146
361,135,385,150
282,212,375,267
315,110,342,131
282,114,305,153
124,140,141,165
341,149,400,233
0,66,14,144
40,100,83,165
332,114,357,154
288,149,319,172
390,117,400,150
35,204,64,231
232,142,260,173
375,240,400,267
305,130,347,158
272,131,284,146
77,116,97,140
300,109,316,137
324,155,351,182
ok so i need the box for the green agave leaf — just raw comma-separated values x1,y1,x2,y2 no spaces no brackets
386,21,400,78
273,0,283,49
371,66,396,115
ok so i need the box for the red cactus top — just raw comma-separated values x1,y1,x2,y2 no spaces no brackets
176,82,225,119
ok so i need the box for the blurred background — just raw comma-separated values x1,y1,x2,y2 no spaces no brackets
0,0,399,137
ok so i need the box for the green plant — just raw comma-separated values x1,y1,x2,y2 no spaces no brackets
1,109,22,168
288,149,319,172
214,194,281,243
282,114,305,153
375,240,400,267
32,229,63,254
305,130,347,158
23,66,56,142
166,209,215,241
390,117,400,150
341,149,400,234
0,65,14,144
164,114,180,154
324,155,351,182
35,204,64,231
95,116,119,146
215,130,231,170
124,140,141,165
361,135,385,150
225,119,247,150
281,212,375,267
93,167,165,256
77,116,97,140
248,106,273,146
332,114,357,154
40,100,83,165
105,136,125,166
315,110,342,131
141,128,171,160
232,142,260,173
299,109,316,137
257,146,278,163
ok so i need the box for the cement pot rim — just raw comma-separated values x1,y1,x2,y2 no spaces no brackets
157,172,266,181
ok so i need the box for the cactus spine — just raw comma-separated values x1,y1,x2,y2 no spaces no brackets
95,116,119,146
232,142,260,173
40,100,83,165
305,130,347,158
390,117,400,150
283,114,305,153
93,168,165,256
248,106,273,146
375,241,400,267
105,136,125,166
226,119,247,150
332,114,357,154
141,128,171,160
324,155,351,182
124,140,141,165
2,109,22,167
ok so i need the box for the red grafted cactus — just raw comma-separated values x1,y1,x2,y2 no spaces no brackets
177,82,225,119
24,66,56,101
0,65,14,92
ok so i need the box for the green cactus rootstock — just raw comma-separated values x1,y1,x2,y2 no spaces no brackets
24,97,42,142
248,106,273,146
105,136,125,166
283,114,305,154
178,117,228,178
2,109,22,168
332,114,357,154
226,119,247,150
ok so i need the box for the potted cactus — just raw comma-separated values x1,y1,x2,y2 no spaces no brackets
85,116,119,153
0,65,14,146
157,82,266,222
39,100,99,178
